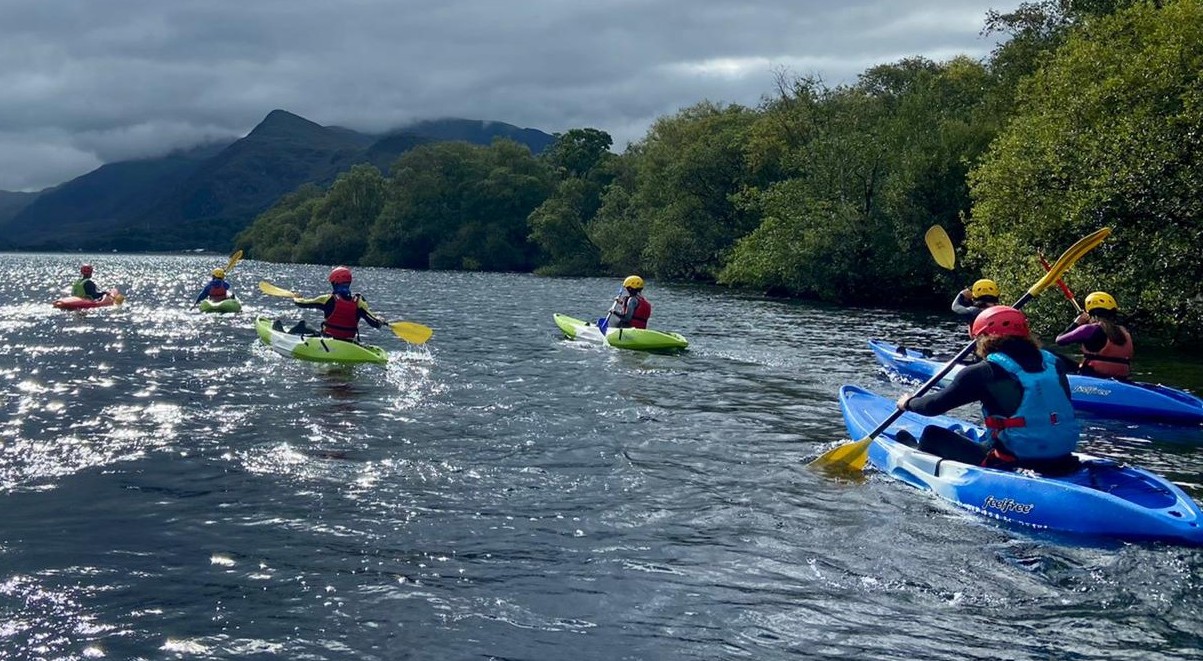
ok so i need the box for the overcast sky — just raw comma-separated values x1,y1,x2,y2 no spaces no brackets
1,0,1018,192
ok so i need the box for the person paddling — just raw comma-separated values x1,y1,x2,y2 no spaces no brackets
193,268,235,307
1054,291,1133,379
72,264,109,300
289,267,384,340
894,305,1081,474
951,278,1000,325
605,275,652,330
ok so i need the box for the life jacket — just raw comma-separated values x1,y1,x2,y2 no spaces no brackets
1081,325,1133,379
630,295,652,329
207,278,229,301
982,350,1079,460
72,278,90,298
322,294,360,340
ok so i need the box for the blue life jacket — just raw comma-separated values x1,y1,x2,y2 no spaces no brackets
983,350,1079,460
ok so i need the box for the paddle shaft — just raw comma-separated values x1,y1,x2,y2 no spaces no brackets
1039,253,1083,313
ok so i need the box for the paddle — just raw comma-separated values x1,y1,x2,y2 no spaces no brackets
258,281,433,345
924,225,956,270
1038,252,1083,313
224,249,244,274
809,227,1112,473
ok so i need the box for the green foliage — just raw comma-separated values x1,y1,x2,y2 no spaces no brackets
969,0,1203,343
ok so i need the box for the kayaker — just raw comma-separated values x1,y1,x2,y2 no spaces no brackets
193,268,235,307
71,264,108,300
1054,291,1133,379
607,275,652,329
894,305,1081,474
950,278,1000,324
290,266,384,340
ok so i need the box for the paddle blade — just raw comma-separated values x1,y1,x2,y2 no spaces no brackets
1029,228,1110,296
808,437,873,472
259,281,298,298
389,321,433,345
597,317,609,334
224,249,244,273
113,291,126,305
924,225,955,270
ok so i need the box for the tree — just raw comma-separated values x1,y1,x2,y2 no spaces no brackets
969,0,1203,343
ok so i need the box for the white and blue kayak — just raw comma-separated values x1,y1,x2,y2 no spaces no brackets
868,339,1203,425
839,384,1203,545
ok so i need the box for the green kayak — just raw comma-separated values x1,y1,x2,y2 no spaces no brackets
254,316,388,365
199,298,242,313
554,313,688,352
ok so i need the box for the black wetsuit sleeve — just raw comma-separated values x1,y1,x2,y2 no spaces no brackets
904,362,995,417
950,293,978,318
83,280,103,299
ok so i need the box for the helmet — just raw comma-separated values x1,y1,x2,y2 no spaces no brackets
1084,291,1118,313
328,266,353,285
212,268,226,279
622,275,644,290
80,264,93,276
970,305,1030,338
971,278,1000,299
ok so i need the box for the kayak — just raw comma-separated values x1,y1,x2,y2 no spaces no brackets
199,298,242,314
868,339,1203,425
254,316,387,365
53,289,123,310
553,313,688,352
838,384,1203,545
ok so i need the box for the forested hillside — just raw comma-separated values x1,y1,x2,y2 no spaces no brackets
239,0,1203,344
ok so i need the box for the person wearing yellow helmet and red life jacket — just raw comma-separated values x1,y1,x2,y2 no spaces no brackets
72,264,108,300
951,278,1001,325
894,305,1080,474
607,275,652,329
1054,291,1133,379
290,267,384,340
193,268,235,307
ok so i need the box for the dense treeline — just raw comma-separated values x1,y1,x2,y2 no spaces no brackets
236,0,1203,344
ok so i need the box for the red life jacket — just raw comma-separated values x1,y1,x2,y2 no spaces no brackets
208,280,229,301
322,294,360,340
1082,325,1133,378
630,296,652,329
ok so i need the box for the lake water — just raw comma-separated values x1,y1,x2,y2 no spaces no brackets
2,253,1201,660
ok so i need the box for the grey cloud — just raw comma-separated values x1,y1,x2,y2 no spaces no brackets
0,0,1012,191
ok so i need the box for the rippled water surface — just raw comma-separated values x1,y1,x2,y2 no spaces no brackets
2,253,1202,660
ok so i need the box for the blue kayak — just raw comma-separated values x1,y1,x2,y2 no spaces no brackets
868,339,1203,425
838,384,1203,545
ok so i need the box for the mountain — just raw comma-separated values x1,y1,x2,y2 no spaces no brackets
0,191,40,232
1,110,556,251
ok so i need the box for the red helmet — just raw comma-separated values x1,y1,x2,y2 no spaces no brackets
80,264,93,276
970,305,1030,338
328,266,353,285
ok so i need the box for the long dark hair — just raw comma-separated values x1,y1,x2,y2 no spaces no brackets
1089,309,1128,345
976,334,1042,361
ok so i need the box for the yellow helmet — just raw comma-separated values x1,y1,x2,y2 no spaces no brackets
971,278,1000,299
212,268,226,278
1085,291,1118,313
623,275,644,290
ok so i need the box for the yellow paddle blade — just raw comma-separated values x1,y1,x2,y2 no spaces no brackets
259,281,299,298
924,225,955,270
808,437,872,472
389,320,433,345
1029,227,1111,296
113,291,126,305
224,249,244,273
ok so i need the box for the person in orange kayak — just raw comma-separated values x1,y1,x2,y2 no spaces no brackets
1054,291,1133,379
71,264,108,300
895,305,1080,474
607,275,652,329
950,278,1000,325
193,268,235,307
289,266,384,340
